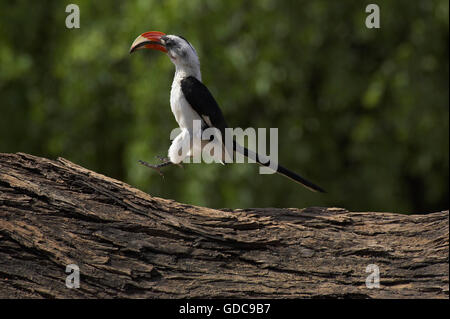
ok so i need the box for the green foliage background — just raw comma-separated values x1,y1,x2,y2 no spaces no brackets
1,1,448,213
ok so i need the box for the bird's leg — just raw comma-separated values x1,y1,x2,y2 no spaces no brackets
138,159,173,177
155,155,183,169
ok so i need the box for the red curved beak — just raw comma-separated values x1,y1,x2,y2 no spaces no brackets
129,31,167,54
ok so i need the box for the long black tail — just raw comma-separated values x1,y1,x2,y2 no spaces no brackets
232,141,325,193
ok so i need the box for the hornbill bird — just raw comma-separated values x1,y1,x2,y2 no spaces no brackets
129,31,325,193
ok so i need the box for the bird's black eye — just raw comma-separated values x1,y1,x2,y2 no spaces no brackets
163,37,175,48
160,36,168,45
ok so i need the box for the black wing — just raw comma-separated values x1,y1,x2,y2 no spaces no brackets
180,76,228,140
181,77,325,192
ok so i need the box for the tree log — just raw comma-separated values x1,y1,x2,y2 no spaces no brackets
0,152,448,299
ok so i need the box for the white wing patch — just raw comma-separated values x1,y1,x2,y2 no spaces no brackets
202,115,213,127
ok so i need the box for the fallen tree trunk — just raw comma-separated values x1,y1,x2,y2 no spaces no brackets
0,152,448,299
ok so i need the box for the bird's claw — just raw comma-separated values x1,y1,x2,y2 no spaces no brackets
138,160,165,177
155,156,183,169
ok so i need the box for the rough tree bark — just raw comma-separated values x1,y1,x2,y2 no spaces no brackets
0,152,448,299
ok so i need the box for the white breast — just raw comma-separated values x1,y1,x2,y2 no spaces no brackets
170,76,202,132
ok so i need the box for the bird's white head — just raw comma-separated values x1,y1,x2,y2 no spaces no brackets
130,31,200,78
